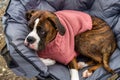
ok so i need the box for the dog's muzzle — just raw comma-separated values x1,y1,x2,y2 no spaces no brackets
24,35,40,51
26,36,36,44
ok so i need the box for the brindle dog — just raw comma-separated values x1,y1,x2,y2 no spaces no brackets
24,10,117,79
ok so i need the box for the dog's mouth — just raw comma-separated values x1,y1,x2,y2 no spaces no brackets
24,41,38,51
24,40,46,51
24,42,30,48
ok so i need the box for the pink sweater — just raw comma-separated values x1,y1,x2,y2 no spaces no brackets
38,10,92,65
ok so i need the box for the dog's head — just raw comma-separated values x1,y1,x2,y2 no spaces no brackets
24,10,66,51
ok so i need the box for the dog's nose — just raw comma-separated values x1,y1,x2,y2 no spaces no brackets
27,36,36,44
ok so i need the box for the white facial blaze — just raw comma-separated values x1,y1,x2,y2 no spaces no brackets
34,18,40,29
25,18,41,50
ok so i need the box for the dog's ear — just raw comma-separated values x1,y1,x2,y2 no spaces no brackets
55,18,66,36
47,13,66,36
26,10,35,21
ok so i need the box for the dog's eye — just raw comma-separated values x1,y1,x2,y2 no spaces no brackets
37,28,47,37
40,30,46,35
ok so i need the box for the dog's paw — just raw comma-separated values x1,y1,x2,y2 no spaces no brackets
40,58,56,66
82,70,92,78
70,69,79,80
77,62,88,69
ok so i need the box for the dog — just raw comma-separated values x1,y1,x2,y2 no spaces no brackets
24,10,117,80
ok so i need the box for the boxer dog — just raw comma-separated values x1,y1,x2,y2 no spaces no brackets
24,10,117,80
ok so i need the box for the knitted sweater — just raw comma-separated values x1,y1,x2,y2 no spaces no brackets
38,10,92,65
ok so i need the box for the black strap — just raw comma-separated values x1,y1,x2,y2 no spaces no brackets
36,74,59,80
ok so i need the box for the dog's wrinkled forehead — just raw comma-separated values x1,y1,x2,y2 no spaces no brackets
28,15,42,29
27,11,52,29
26,10,66,35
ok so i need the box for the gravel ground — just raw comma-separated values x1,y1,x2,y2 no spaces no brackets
0,0,36,80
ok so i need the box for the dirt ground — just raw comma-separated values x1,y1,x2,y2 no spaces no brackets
0,0,36,80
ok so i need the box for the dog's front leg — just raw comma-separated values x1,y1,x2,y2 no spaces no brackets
68,57,79,80
40,58,56,66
